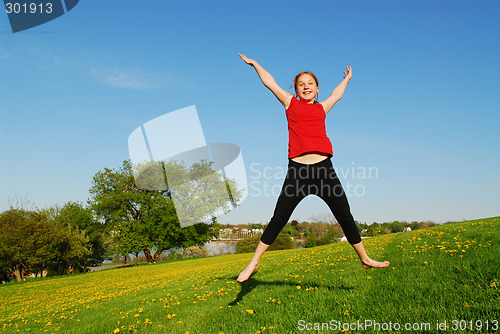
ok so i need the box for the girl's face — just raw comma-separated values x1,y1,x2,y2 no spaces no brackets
295,74,319,103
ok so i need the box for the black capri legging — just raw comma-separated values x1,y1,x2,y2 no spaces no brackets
260,158,362,245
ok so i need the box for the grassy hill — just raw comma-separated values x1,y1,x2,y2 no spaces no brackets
1,217,498,333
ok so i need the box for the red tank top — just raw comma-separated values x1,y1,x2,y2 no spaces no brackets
286,96,333,159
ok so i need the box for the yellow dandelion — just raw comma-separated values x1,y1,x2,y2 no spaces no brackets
296,286,301,290
113,329,120,334
246,309,254,315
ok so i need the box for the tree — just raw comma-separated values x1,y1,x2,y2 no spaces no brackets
0,208,92,281
390,221,403,233
299,221,310,235
357,221,369,230
283,224,299,237
367,226,377,237
89,160,241,264
319,224,340,245
43,216,92,275
0,208,36,281
411,221,419,230
305,232,318,248
251,223,264,230
55,202,108,266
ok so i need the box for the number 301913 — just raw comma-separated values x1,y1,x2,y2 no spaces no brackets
5,2,53,14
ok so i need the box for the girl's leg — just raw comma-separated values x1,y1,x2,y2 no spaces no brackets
236,241,269,282
318,160,389,268
352,241,390,268
236,187,305,282
237,161,306,282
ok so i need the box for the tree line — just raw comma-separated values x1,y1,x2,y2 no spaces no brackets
232,218,439,253
0,160,239,283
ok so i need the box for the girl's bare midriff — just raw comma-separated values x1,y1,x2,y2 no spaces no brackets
291,153,329,165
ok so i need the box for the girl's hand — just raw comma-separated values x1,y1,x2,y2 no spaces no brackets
343,66,352,80
239,53,255,66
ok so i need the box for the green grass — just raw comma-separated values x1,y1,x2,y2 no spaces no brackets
1,217,499,334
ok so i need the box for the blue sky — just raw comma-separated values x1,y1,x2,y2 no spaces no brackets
1,0,499,225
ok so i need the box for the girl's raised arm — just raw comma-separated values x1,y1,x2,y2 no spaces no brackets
239,53,292,109
320,66,352,114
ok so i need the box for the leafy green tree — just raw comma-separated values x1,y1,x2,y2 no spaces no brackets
357,221,369,230
283,224,299,237
0,208,92,281
0,208,37,281
89,160,241,264
305,232,318,248
390,221,403,233
379,225,389,235
319,224,340,245
411,221,419,230
55,202,108,266
44,218,92,275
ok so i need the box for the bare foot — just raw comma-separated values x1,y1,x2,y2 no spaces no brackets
361,258,390,269
236,263,259,282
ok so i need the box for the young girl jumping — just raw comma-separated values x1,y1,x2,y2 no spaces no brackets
237,53,390,283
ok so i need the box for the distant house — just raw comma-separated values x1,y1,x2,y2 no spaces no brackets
403,227,412,232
